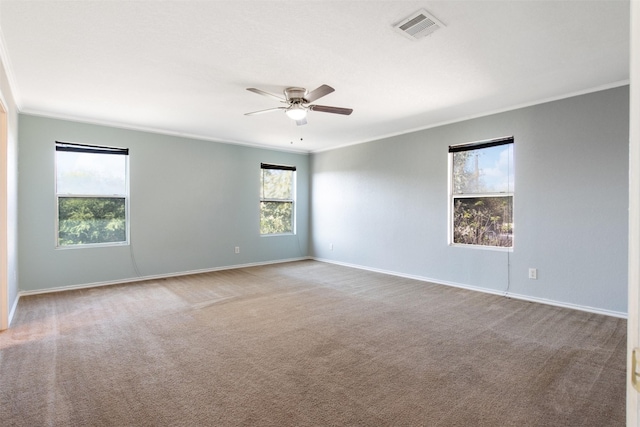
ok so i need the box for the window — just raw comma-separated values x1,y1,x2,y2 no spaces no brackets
260,163,295,235
449,137,514,248
55,141,129,247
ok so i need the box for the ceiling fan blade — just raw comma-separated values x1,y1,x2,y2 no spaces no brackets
309,104,353,115
304,84,334,103
244,107,286,116
246,87,286,102
296,117,308,126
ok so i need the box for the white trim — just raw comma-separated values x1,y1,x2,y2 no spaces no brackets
8,291,18,326
628,0,640,424
13,256,626,321
0,97,6,330
17,257,311,297
55,240,129,250
0,28,21,108
504,291,626,320
19,110,311,155
311,80,630,154
449,243,513,252
313,257,627,319
14,81,629,157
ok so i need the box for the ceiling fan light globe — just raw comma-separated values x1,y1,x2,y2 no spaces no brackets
286,106,307,121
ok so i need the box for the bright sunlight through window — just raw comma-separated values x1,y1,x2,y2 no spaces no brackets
450,137,514,248
55,141,129,247
260,163,296,235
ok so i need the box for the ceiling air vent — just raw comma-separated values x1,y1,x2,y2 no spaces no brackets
393,9,445,40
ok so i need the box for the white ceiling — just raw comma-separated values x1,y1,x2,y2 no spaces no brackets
0,0,630,153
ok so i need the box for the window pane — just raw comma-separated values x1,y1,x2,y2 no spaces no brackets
58,197,126,246
261,169,292,200
260,201,293,234
57,151,127,195
453,196,513,247
453,144,513,194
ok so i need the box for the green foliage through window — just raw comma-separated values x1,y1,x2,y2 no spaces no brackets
58,197,126,246
260,201,293,235
260,164,295,234
453,197,512,247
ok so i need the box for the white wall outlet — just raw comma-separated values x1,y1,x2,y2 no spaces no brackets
330,243,333,251
235,246,240,254
528,268,538,280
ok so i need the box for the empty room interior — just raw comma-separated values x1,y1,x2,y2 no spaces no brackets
0,1,638,426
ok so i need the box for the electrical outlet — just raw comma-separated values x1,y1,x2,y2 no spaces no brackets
528,268,537,280
330,243,333,251
235,246,240,254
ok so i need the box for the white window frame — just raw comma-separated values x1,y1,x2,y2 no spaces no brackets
55,141,130,249
260,163,296,236
448,136,514,250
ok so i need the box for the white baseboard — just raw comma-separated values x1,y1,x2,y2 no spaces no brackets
16,256,626,320
18,257,311,297
313,257,627,319
500,292,626,319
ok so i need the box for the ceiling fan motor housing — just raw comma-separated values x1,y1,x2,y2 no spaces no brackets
285,87,308,102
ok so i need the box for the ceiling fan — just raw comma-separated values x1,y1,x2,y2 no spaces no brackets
244,84,353,126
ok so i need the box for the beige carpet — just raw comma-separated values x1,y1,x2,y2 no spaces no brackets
0,260,626,426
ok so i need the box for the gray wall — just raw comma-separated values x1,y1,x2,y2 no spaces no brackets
311,86,629,315
18,115,309,291
17,86,630,315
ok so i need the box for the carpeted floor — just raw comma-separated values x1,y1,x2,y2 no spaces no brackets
0,260,626,426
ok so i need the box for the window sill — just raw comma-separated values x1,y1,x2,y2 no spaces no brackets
449,243,513,252
56,241,130,250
